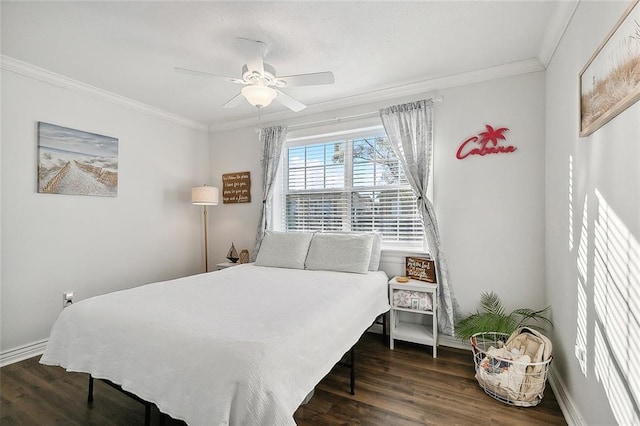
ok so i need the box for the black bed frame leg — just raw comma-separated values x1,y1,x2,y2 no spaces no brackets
88,375,94,403
350,347,355,395
144,402,151,426
383,313,388,343
87,375,154,425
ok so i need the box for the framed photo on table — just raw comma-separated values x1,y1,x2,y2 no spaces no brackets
405,256,436,283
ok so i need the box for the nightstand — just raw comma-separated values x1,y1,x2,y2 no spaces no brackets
216,262,240,270
389,276,438,357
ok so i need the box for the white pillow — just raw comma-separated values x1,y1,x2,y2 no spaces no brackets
255,231,313,269
305,233,374,274
369,232,382,271
314,231,382,271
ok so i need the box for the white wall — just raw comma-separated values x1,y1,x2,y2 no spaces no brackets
545,1,640,424
1,69,210,354
436,73,546,314
208,126,264,266
210,71,546,318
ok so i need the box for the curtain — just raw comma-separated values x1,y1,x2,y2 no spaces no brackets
251,125,288,261
379,99,459,336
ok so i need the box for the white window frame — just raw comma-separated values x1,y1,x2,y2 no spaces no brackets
272,123,428,252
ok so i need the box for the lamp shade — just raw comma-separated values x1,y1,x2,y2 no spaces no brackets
191,185,219,205
241,85,277,108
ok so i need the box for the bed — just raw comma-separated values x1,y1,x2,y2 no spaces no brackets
40,231,389,425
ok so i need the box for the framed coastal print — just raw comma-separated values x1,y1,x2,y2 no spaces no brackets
579,0,640,137
38,122,118,196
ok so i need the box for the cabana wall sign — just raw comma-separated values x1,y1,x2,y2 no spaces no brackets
456,125,516,160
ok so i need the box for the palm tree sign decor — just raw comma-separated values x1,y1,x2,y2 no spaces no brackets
456,124,516,160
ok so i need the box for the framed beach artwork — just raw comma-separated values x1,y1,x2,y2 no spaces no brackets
37,122,118,197
579,0,640,137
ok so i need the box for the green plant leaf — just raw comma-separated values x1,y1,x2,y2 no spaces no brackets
480,292,505,316
512,307,553,330
455,293,552,341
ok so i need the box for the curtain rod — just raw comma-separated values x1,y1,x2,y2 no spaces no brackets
288,95,443,130
256,95,443,133
287,111,377,130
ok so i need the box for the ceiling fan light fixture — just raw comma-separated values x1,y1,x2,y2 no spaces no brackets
241,85,277,108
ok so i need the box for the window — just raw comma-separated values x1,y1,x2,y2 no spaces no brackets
278,127,424,249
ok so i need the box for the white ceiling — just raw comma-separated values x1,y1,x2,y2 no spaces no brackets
2,1,571,129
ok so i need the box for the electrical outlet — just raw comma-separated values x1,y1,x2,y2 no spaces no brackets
63,291,74,308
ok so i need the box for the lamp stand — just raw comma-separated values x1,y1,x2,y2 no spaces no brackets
191,185,218,273
203,205,209,272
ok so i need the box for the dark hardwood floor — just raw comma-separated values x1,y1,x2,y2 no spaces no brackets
1,333,566,425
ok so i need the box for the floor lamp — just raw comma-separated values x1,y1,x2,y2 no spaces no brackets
192,185,219,272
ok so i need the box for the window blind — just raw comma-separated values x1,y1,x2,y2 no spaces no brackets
282,132,424,248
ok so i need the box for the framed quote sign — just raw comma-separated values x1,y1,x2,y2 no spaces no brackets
405,256,436,283
222,171,251,204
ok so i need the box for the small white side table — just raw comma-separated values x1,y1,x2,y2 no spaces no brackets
389,276,438,357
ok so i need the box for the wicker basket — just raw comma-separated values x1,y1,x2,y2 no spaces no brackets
470,331,552,407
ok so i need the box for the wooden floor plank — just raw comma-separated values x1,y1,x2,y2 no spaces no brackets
0,333,566,425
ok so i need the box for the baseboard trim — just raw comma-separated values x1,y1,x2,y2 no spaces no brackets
1,339,48,367
438,334,471,350
548,368,584,426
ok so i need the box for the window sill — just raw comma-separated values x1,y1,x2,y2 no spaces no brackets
380,248,432,264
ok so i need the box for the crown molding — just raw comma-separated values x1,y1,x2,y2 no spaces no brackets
1,55,208,132
537,0,580,68
1,54,546,135
209,58,545,133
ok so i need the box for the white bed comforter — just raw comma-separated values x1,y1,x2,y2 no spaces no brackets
40,264,389,425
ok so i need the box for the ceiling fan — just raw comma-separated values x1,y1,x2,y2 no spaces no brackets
176,38,335,112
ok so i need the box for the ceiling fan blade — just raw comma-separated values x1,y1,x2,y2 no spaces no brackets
222,93,245,109
237,37,266,76
278,71,335,87
274,90,307,112
175,67,245,84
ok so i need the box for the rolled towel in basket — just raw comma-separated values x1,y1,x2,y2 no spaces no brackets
478,347,531,400
504,327,553,403
476,346,531,402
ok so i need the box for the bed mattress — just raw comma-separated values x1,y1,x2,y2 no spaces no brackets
40,264,389,425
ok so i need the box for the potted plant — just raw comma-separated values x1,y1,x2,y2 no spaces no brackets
455,291,552,341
